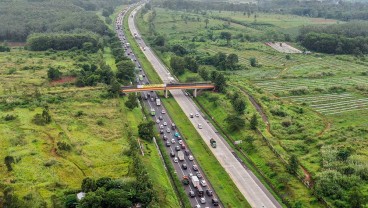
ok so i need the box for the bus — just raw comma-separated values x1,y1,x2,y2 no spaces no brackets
150,108,156,116
138,75,143,81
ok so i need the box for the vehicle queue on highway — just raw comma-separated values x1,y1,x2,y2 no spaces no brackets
115,4,220,208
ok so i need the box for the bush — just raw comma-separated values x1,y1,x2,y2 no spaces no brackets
57,141,72,152
4,114,17,121
47,68,62,80
249,57,257,67
289,86,309,95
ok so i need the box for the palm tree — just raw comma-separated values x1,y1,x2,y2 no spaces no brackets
204,18,209,28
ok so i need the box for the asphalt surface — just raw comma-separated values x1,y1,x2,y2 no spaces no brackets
128,2,282,208
115,5,221,208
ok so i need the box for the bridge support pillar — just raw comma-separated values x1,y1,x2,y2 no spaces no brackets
194,89,197,97
165,89,168,98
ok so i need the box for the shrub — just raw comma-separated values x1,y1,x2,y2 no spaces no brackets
249,57,257,67
289,86,309,95
4,114,17,121
57,141,72,152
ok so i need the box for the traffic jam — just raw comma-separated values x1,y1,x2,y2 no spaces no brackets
115,5,220,208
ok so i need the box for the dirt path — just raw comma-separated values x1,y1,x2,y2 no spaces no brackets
301,166,313,188
273,67,289,79
235,85,314,186
235,85,271,132
317,120,331,137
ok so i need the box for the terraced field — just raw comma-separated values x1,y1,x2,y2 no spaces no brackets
281,93,368,115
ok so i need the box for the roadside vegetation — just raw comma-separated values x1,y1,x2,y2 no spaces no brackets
0,1,181,207
136,0,368,207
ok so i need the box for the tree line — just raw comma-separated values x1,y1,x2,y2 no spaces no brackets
298,22,368,55
0,0,119,41
27,33,101,51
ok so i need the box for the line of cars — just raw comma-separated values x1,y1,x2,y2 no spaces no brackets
116,4,219,207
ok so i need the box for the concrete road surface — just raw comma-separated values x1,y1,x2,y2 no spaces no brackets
129,2,282,208
116,6,222,207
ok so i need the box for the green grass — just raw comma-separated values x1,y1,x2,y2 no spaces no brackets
162,97,251,208
103,47,117,71
196,92,321,207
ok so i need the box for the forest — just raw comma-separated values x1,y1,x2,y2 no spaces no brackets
162,0,368,21
0,0,126,41
298,22,368,54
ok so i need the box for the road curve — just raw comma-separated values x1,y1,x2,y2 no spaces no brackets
128,3,282,208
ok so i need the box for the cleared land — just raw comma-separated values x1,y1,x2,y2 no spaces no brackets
265,42,302,53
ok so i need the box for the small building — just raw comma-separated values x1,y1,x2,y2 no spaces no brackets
77,192,86,201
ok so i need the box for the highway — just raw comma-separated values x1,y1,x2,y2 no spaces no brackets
116,5,221,208
128,2,282,208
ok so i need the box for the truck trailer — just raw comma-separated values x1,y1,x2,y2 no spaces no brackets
191,176,200,188
178,151,184,161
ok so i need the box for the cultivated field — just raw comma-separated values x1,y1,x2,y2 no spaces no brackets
137,5,368,207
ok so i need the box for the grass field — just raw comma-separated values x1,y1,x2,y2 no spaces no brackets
136,4,368,207
0,43,179,207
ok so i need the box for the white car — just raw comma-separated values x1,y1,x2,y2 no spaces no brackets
161,110,166,114
156,119,160,124
198,124,203,129
195,113,200,117
173,157,178,163
190,113,194,118
189,173,193,178
200,197,206,204
178,140,183,145
171,138,176,144
163,122,167,126
160,125,164,129
188,155,194,161
200,180,207,187
195,205,200,208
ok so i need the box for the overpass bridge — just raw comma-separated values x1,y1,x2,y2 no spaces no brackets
121,82,215,97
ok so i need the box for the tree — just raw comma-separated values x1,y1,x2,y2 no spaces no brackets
81,177,97,192
170,56,185,75
348,186,366,208
287,155,299,175
212,72,226,92
204,18,209,28
125,93,138,110
337,147,352,161
249,57,257,67
220,32,232,45
79,192,103,208
47,67,62,80
65,194,78,208
224,114,245,132
198,68,210,81
3,187,26,207
138,121,155,141
108,78,121,97
226,53,239,69
233,98,246,114
184,56,198,72
250,114,258,130
116,60,135,83
4,156,15,171
154,36,165,46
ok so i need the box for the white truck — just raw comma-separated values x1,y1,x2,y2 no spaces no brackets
178,151,184,161
192,176,200,188
156,98,161,106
